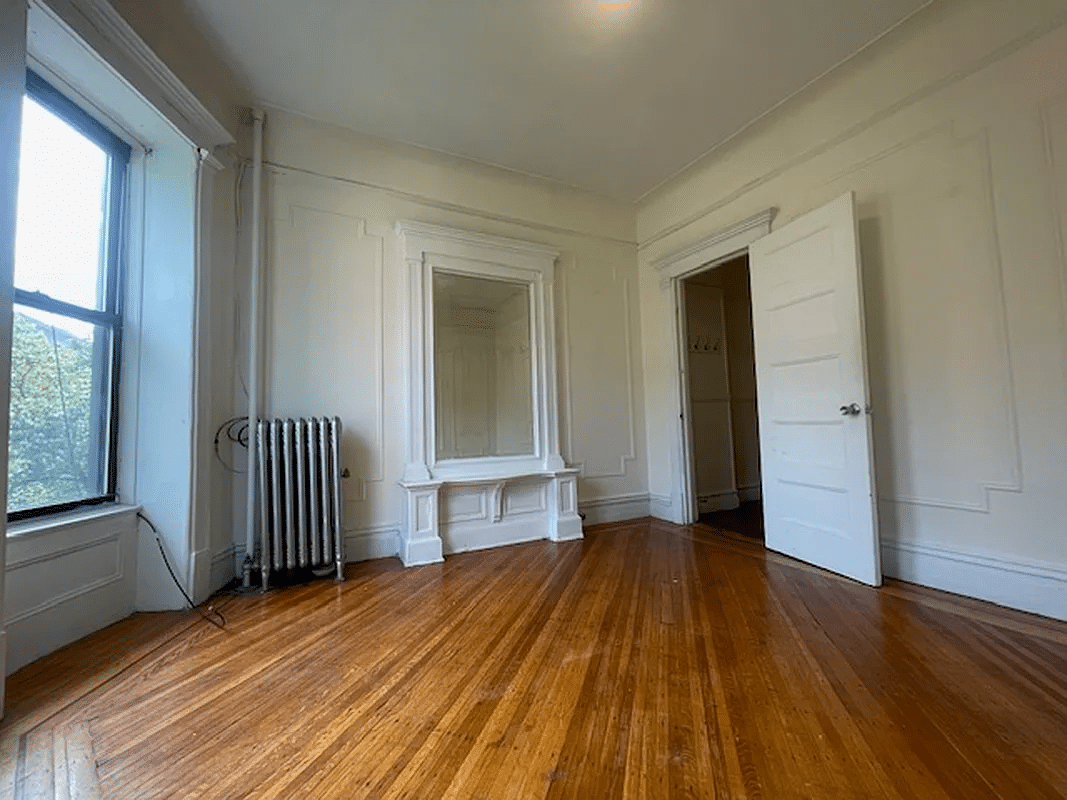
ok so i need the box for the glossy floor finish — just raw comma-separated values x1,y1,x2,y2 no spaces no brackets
4,519,1067,799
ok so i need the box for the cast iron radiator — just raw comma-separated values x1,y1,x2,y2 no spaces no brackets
255,416,344,590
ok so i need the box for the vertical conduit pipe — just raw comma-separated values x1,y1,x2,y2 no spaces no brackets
242,109,265,587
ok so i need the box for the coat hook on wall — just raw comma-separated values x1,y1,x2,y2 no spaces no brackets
688,335,723,353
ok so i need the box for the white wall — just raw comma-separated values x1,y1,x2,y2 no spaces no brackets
250,109,648,559
637,0,1067,619
203,163,242,595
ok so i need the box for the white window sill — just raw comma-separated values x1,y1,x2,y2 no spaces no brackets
6,503,142,540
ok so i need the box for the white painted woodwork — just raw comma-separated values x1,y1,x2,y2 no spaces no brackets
0,0,27,703
40,0,247,140
27,0,234,151
397,221,581,563
639,0,1067,617
749,192,880,586
5,507,138,674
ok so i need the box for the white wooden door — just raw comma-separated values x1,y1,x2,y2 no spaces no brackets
749,192,881,586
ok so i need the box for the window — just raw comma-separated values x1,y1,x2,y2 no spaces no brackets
8,71,130,520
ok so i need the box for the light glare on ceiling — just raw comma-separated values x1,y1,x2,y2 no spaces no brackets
598,0,640,16
585,0,642,27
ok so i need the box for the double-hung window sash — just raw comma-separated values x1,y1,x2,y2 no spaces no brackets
8,70,131,521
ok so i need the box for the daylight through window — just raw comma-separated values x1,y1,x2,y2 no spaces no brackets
8,71,130,520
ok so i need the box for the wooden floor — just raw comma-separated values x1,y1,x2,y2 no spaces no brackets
4,518,1067,799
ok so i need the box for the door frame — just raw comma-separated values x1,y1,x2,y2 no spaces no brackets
651,209,776,525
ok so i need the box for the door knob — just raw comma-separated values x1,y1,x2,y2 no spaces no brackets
839,403,862,416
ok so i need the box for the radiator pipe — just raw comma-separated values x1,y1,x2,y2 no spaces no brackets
242,109,265,587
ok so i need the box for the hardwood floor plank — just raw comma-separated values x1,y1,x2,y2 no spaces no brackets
3,519,1066,799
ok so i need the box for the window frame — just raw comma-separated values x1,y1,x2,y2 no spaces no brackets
8,70,132,522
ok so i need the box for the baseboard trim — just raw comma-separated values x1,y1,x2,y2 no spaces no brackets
881,538,1067,622
697,491,740,513
737,485,761,503
578,494,650,525
345,526,400,563
190,547,214,605
649,494,673,521
210,545,238,593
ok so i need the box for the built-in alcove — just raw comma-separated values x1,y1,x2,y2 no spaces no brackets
397,222,581,565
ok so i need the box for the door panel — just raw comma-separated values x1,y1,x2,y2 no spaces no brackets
749,192,880,586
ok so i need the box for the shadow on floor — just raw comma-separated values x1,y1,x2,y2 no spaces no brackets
698,501,764,543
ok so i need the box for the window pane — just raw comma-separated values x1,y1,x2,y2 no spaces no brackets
14,96,110,311
7,306,112,512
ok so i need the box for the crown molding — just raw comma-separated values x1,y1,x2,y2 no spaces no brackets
651,208,776,273
396,220,561,261
32,0,235,150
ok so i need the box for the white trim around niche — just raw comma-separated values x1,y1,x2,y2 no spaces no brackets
395,221,581,566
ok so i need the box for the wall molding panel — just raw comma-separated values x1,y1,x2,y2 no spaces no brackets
268,193,387,522
6,533,123,625
5,511,137,674
1041,92,1067,385
263,163,636,248
820,124,1023,513
562,259,639,480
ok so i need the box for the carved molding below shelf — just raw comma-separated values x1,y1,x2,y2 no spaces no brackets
400,470,581,565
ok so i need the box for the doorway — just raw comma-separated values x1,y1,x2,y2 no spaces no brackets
681,253,763,543
666,197,880,585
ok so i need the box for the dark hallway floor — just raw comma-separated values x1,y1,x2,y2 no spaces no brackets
698,500,764,543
